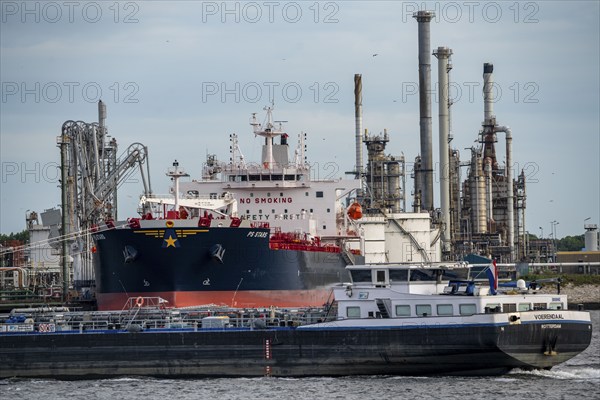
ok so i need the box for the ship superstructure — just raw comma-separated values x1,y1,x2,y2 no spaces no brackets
178,106,361,240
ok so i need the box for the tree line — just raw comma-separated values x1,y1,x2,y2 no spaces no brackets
0,230,30,243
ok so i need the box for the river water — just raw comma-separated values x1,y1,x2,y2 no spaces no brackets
2,311,599,400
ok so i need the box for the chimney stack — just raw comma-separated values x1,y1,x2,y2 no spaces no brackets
413,11,435,212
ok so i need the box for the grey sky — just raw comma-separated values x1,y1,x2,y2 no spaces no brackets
1,0,599,238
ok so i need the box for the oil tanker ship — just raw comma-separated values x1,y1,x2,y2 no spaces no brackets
93,106,363,310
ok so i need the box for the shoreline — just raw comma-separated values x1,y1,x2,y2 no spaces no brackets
570,302,600,310
538,283,600,310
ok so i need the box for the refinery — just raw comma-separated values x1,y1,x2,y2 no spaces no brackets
0,9,598,310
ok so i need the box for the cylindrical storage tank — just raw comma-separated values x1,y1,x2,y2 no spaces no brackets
470,155,487,234
585,225,599,251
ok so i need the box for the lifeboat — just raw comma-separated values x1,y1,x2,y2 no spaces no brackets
347,202,363,220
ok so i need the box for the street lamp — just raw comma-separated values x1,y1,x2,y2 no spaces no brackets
552,221,559,235
539,226,543,239
550,220,559,261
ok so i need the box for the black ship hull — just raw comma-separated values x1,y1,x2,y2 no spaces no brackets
0,320,591,379
93,226,355,310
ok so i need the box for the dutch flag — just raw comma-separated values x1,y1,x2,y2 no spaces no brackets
486,260,499,295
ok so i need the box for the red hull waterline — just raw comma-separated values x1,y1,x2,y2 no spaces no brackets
96,289,334,311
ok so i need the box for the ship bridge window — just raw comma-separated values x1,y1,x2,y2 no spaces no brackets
441,269,469,281
518,303,531,312
409,270,437,281
549,302,563,310
350,270,372,283
416,304,432,317
375,270,387,285
459,304,477,316
485,303,501,313
533,302,547,310
389,269,408,282
503,303,517,313
346,306,361,318
395,305,411,317
437,304,453,316
316,191,324,198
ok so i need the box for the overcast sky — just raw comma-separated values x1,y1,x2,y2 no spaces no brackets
1,0,599,239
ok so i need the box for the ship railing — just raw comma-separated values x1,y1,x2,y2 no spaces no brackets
0,314,340,334
145,193,235,201
1,305,341,334
121,296,169,311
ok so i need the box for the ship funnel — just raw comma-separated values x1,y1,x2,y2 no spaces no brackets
413,10,435,212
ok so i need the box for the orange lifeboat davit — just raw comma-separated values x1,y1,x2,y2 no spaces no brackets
347,202,363,220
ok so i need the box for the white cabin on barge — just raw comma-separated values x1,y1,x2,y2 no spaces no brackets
332,264,569,321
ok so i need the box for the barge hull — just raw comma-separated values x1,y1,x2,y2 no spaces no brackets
0,322,591,379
